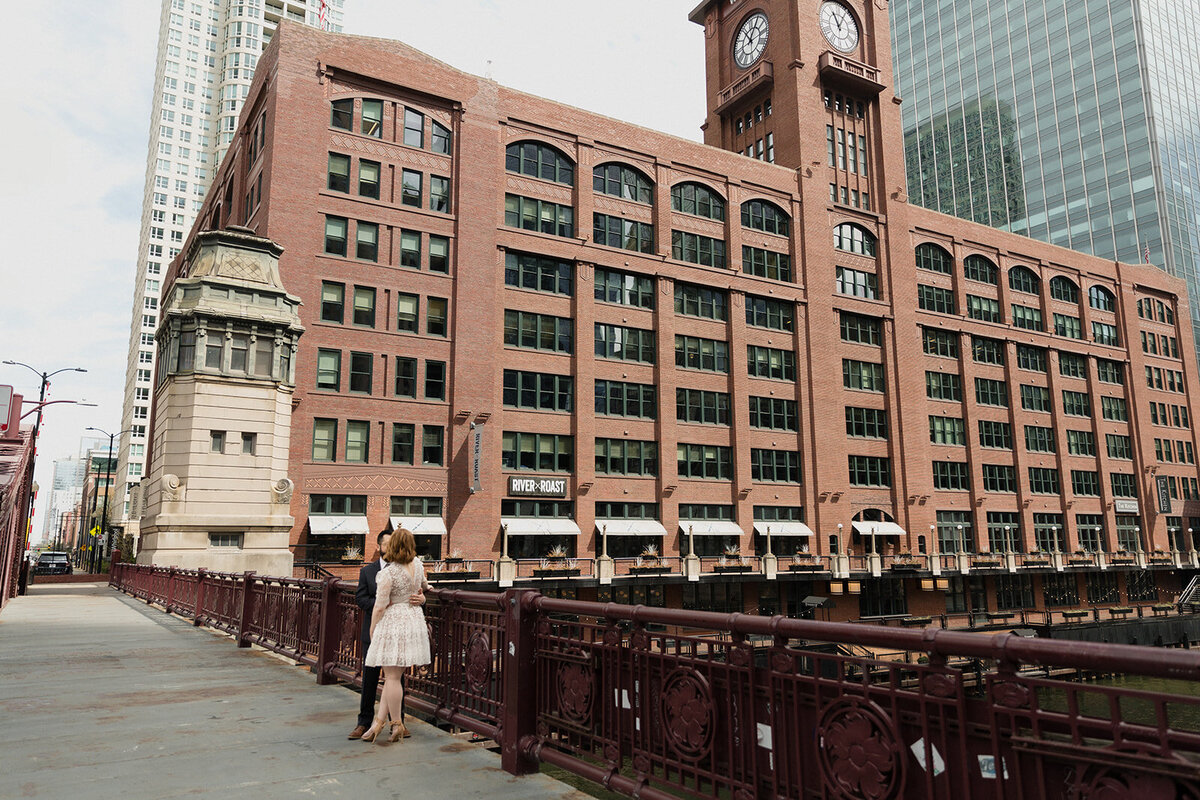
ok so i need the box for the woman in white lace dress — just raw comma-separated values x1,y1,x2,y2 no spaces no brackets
361,528,431,742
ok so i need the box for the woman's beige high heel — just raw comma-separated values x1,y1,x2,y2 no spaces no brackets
361,715,388,742
387,719,411,742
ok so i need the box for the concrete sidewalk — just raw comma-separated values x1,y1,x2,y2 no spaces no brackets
0,583,586,799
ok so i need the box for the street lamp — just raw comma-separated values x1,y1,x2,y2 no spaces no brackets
85,426,137,573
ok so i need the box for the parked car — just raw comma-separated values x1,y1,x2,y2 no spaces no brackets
34,552,72,576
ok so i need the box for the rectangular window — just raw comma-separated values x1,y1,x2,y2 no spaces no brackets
1066,430,1095,456
982,465,1016,493
844,313,883,346
1054,313,1082,339
430,176,450,213
929,416,965,445
395,293,418,332
751,449,802,483
403,108,423,147
1101,396,1128,421
595,266,654,308
355,221,378,261
926,371,961,401
748,346,795,381
503,369,572,412
394,357,417,397
749,396,798,431
427,297,448,336
974,377,1007,407
327,152,350,192
978,420,1012,449
917,284,956,314
505,194,574,237
1110,473,1136,497
672,230,727,268
391,423,414,464
316,348,340,390
330,98,352,130
835,266,877,299
1058,352,1086,378
428,236,449,273
399,230,421,269
742,245,791,281
505,310,572,353
360,99,382,137
845,407,888,439
675,335,729,373
595,438,658,476
1043,574,1080,608
312,419,337,461
971,336,1004,364
345,420,369,463
1071,470,1100,496
966,295,1001,322
595,380,656,419
424,360,446,400
352,286,375,326
594,213,654,253
355,158,380,199
746,294,795,331
507,251,573,295
1011,304,1042,330
675,282,728,320
501,431,573,472
996,575,1035,610
324,215,347,256
843,359,885,392
677,388,731,425
1106,433,1132,460
1016,344,1047,372
422,426,444,466
401,169,422,207
595,324,655,363
1024,425,1056,453
932,461,970,490
1092,321,1119,346
1062,390,1091,417
677,443,733,480
1020,384,1050,412
210,430,224,453
1028,467,1061,494
848,455,891,487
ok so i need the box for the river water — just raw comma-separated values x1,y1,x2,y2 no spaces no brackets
1039,674,1200,732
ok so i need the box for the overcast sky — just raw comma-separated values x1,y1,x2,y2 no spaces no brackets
0,1,707,542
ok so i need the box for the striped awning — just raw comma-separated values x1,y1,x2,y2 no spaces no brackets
679,521,744,536
596,520,669,537
851,521,906,537
502,518,582,536
753,522,815,537
390,516,447,536
308,516,370,536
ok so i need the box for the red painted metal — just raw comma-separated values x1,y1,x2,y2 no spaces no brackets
109,563,1200,798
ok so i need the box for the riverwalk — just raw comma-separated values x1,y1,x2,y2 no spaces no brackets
0,582,585,799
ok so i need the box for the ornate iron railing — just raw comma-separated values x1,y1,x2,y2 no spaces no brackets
109,562,1200,798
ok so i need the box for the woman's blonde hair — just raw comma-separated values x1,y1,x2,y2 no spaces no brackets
382,527,416,564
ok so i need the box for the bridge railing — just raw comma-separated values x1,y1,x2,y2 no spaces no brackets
110,562,1200,799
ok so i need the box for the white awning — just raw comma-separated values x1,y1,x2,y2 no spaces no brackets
308,515,371,536
753,522,815,537
679,521,744,536
852,521,906,537
596,520,669,537
502,518,583,536
390,516,448,536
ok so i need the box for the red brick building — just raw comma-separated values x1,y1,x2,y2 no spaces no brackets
161,0,1200,621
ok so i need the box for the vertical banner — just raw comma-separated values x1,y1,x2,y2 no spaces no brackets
471,421,483,493
1157,476,1172,513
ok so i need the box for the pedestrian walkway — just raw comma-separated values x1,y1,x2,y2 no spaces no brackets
0,583,586,799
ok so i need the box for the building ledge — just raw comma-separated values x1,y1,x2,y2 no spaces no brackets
715,61,774,116
818,51,884,95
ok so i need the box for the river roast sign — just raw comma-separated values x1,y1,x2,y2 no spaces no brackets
508,476,568,497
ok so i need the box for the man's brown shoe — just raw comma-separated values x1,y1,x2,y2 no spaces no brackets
348,725,368,740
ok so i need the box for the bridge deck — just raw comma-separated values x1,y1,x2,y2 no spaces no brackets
0,583,584,799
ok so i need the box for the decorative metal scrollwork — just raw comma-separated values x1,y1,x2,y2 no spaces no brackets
1071,744,1200,800
660,668,716,761
816,697,905,800
923,672,959,698
465,631,492,693
555,651,594,725
991,679,1032,709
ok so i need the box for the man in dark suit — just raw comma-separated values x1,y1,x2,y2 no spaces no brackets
348,529,391,739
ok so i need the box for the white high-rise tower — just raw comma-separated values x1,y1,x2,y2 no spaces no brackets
114,0,345,547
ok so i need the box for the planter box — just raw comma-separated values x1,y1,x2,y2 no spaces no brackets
628,565,671,575
713,565,753,573
1067,559,1093,567
428,571,481,581
788,563,822,572
986,612,1014,621
1150,557,1173,565
900,616,932,626
1061,610,1090,619
1108,607,1133,615
1110,558,1135,566
1022,560,1051,568
1152,604,1175,613
973,560,1002,569
890,562,920,572
533,568,581,578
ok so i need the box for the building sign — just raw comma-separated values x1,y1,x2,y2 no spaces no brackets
1114,499,1140,514
508,476,568,497
0,385,11,433
1156,476,1172,513
470,421,483,494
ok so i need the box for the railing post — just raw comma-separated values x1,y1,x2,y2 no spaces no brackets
165,567,177,613
235,571,255,648
194,568,207,626
315,577,341,685
501,588,539,776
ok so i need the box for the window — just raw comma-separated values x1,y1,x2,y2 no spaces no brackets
424,361,446,400
741,199,789,235
391,423,414,464
1128,572,1159,603
673,231,727,268
1110,473,1136,497
429,176,450,213
1016,345,1047,372
1066,430,1095,456
350,286,375,327
360,100,382,137
422,426,444,465
595,380,655,419
595,324,655,363
358,159,380,199
1058,352,1086,378
677,388,730,425
749,396,797,430
395,293,418,332
1043,574,1079,608
975,377,1007,407
427,298,448,336
972,336,1004,364
671,182,724,220
1010,304,1043,330
675,283,728,320
963,254,997,284
834,223,875,256
503,370,572,412
742,245,791,281
929,416,965,445
401,169,422,207
1028,467,1060,494
967,295,1001,322
982,465,1016,493
595,266,654,308
432,120,451,154
1009,266,1040,294
209,533,243,548
751,449,802,483
1062,390,1090,417
1092,321,1119,346
1077,515,1106,554
1101,396,1128,421
504,194,574,237
354,221,378,261
1115,515,1141,552
594,213,653,252
505,310,572,353
996,575,1035,610
330,98,353,130
391,496,443,517
675,335,729,373
394,357,416,398
677,443,732,480
978,420,1012,449
746,295,794,331
506,141,574,185
1020,384,1050,412
316,349,340,390
595,439,657,476
915,243,952,274
846,407,888,439
843,313,882,346
1106,433,1133,460
836,266,877,299
324,215,347,256
748,346,795,380
1024,425,1056,453
843,359,884,391
312,419,337,461
403,108,423,147
918,285,956,314
327,152,350,192
210,430,225,453
345,420,369,463
1071,470,1100,496
859,579,907,618
507,251,573,295
429,236,449,273
1049,276,1078,303
399,230,421,268
926,372,961,401
1054,313,1082,339
933,461,969,490
848,455,890,487
1089,285,1115,311
593,163,653,204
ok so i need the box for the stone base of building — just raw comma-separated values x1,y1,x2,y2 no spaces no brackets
137,526,294,575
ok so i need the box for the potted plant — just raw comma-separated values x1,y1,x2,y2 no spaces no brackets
1068,549,1093,566
1111,548,1135,564
715,544,751,572
534,544,580,577
790,550,820,571
1150,548,1172,563
341,545,362,563
1023,549,1050,567
443,548,465,565
890,550,919,571
630,543,670,574
973,550,1002,568
427,549,481,581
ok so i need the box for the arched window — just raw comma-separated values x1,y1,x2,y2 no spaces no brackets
915,243,952,274
834,222,876,257
593,163,653,204
671,182,725,221
963,254,997,285
1089,285,1115,312
1008,265,1040,295
505,141,574,186
1049,276,1079,303
741,199,790,235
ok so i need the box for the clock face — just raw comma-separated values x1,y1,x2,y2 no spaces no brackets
733,12,769,68
819,2,859,53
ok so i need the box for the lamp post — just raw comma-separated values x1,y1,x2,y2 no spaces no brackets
85,426,136,574
2,361,87,566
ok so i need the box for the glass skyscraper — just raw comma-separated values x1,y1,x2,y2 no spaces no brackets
891,0,1200,349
